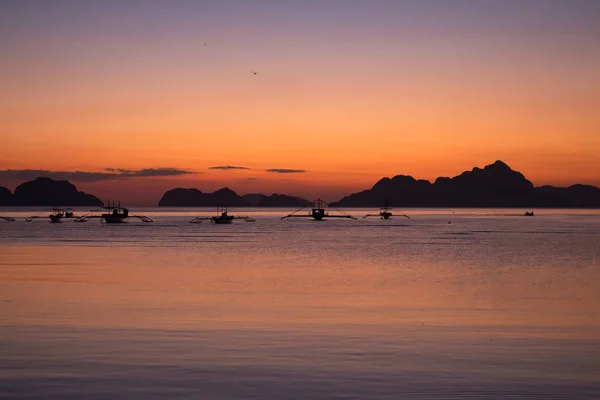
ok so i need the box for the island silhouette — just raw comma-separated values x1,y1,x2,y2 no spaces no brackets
0,177,103,206
1,161,599,208
158,188,310,207
330,160,600,208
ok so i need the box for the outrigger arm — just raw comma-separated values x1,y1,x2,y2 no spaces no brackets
233,216,255,222
189,216,212,223
131,214,153,222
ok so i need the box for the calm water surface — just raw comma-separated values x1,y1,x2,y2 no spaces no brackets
1,208,599,399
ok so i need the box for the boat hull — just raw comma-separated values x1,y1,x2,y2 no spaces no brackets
102,214,127,223
212,216,233,224
311,208,326,220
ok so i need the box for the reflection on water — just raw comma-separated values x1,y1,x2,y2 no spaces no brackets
1,209,599,399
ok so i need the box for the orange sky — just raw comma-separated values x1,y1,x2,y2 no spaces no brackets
1,1,599,205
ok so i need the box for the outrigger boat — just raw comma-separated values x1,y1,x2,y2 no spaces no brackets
102,202,129,223
26,207,74,223
189,205,255,224
281,198,356,221
0,216,15,221
74,201,152,223
363,200,409,220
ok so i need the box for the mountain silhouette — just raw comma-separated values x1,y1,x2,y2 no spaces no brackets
0,186,11,206
3,165,598,208
158,187,248,207
535,184,600,208
4,177,103,206
242,193,311,207
332,160,600,208
158,187,310,207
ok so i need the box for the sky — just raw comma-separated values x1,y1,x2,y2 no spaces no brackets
1,0,599,205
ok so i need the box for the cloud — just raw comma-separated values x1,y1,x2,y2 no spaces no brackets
118,168,194,177
0,168,194,182
209,165,251,170
265,168,307,174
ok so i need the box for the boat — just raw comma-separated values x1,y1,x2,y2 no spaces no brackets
281,198,356,221
26,207,72,223
0,216,15,222
73,202,152,223
363,200,409,220
49,208,65,223
524,211,535,216
189,205,255,224
71,201,152,223
102,202,129,223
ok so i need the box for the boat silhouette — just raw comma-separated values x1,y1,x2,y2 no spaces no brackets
189,205,255,224
363,200,409,220
74,201,152,223
26,207,75,223
281,198,356,221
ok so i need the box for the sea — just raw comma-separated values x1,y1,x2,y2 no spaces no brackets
1,207,599,399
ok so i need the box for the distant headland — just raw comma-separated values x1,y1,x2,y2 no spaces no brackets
331,160,600,208
0,177,103,207
1,161,599,208
158,188,310,207
0,178,311,208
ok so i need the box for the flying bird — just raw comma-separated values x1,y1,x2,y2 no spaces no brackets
252,71,258,75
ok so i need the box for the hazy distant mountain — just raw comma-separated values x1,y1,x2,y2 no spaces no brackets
535,184,600,208
0,186,11,205
158,187,248,207
6,177,103,206
331,160,600,208
158,188,310,207
240,194,265,206
242,193,311,207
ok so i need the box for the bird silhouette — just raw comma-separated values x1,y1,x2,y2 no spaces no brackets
252,71,258,75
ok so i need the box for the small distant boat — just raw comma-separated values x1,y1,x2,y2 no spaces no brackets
524,211,535,216
363,200,409,220
0,216,15,222
27,207,73,223
189,205,255,224
49,209,64,223
281,198,356,221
